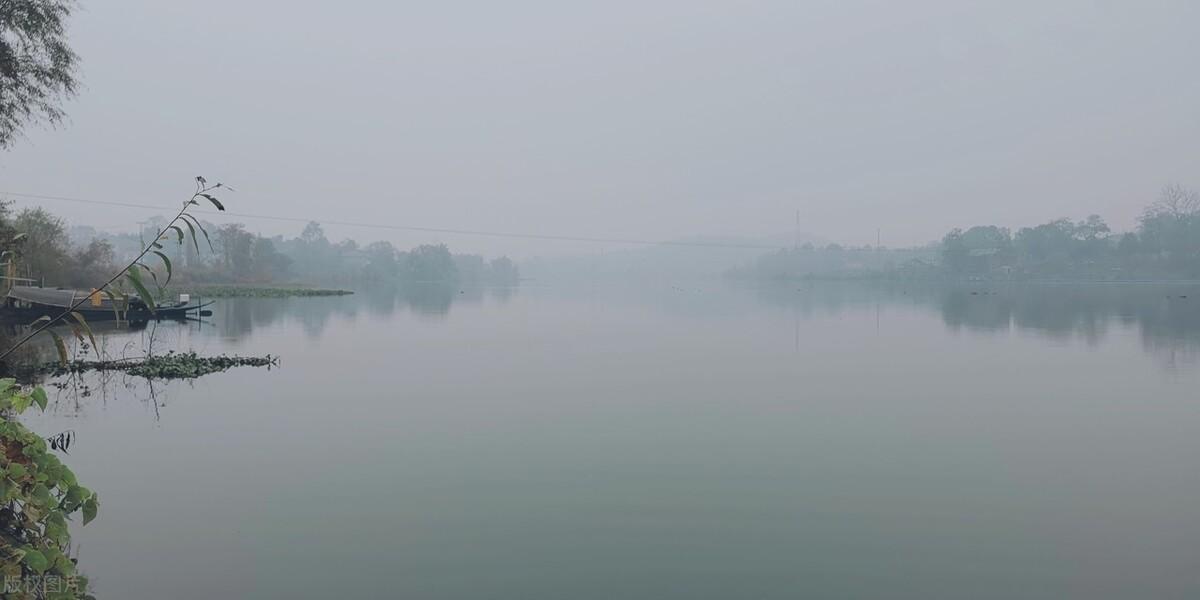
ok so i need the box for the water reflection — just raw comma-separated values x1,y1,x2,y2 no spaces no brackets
200,281,1200,370
937,285,1200,370
207,284,519,340
49,370,168,418
14,281,1200,410
1,285,518,416
750,281,1200,369
12,280,1200,599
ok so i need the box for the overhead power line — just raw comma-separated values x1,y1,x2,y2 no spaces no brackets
0,190,786,250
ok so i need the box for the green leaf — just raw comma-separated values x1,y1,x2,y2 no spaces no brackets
42,547,64,572
0,378,15,395
7,463,27,479
31,483,51,507
168,225,185,245
52,552,75,577
179,216,200,255
68,324,85,346
48,331,69,366
47,508,66,527
42,462,61,486
30,387,47,411
23,436,46,455
181,214,213,251
136,262,162,291
124,268,157,313
59,466,76,488
82,494,98,525
21,548,48,573
200,193,225,211
102,288,127,320
68,312,98,353
64,484,89,507
152,251,173,285
44,520,66,547
10,392,30,414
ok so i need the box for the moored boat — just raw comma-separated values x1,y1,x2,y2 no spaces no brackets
2,286,211,322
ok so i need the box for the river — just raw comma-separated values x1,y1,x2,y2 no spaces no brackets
20,281,1200,599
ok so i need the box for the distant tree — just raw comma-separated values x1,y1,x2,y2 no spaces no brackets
1139,184,1200,260
941,229,968,273
293,221,332,281
401,244,458,282
1074,215,1110,241
300,221,327,245
0,0,79,148
488,256,519,285
362,241,398,283
1143,184,1200,221
250,237,291,281
0,199,22,248
1014,219,1073,262
1071,215,1111,264
959,226,1011,249
214,224,262,282
453,253,486,282
1116,233,1140,257
66,238,114,287
14,207,69,282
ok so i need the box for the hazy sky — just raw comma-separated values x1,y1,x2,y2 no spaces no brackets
1,0,1198,256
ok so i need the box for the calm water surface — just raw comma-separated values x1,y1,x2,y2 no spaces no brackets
22,282,1200,599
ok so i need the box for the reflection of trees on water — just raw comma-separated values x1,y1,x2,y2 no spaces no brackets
749,282,1200,369
939,286,1111,345
1128,294,1200,371
47,370,168,418
941,285,1200,368
936,285,1200,368
751,281,932,318
399,282,459,316
6,363,174,420
207,285,518,339
489,284,514,305
350,282,518,317
0,319,160,377
0,284,529,414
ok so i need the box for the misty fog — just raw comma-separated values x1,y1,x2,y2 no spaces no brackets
3,1,1198,260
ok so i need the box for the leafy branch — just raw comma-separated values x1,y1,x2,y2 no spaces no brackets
0,177,226,365
0,379,95,595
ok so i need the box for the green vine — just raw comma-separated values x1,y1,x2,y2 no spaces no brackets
0,380,94,600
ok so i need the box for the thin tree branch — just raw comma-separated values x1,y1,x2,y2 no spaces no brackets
0,184,215,362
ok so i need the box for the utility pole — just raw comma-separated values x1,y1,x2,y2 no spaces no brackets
136,219,150,249
795,210,801,250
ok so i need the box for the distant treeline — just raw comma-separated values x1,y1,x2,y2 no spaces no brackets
726,244,937,281
1,202,518,289
732,185,1200,282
